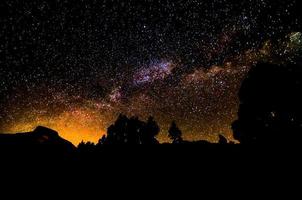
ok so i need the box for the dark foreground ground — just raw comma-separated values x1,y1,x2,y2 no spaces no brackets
1,143,301,199
1,143,299,166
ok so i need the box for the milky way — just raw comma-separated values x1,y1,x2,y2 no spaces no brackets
0,0,301,144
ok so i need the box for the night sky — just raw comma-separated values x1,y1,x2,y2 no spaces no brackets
1,0,301,145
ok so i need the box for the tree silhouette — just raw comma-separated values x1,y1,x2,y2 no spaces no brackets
141,117,160,144
100,114,160,145
232,63,302,144
102,114,128,144
78,141,95,153
98,135,107,145
168,121,183,144
127,117,143,144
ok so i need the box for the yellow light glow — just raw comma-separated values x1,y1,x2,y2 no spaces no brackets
4,107,108,145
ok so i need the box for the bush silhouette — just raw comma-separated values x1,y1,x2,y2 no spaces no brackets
232,63,302,144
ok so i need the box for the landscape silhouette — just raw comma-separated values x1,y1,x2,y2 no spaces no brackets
1,62,302,160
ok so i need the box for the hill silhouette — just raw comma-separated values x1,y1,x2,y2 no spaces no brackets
0,126,75,159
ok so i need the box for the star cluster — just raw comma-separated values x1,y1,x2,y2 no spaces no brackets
0,0,301,144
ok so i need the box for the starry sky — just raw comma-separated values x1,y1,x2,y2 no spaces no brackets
1,0,301,145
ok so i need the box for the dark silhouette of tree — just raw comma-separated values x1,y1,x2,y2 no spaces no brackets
168,121,183,144
232,63,302,144
98,135,107,145
78,141,96,153
100,114,160,145
127,117,143,144
141,117,160,144
103,114,128,144
78,141,86,149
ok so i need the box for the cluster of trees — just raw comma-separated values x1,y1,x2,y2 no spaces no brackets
102,115,160,145
78,115,187,150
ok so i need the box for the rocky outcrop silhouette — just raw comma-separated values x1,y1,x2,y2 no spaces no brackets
0,126,75,156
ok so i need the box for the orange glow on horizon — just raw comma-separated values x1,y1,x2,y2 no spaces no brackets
3,107,108,145
2,107,236,145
